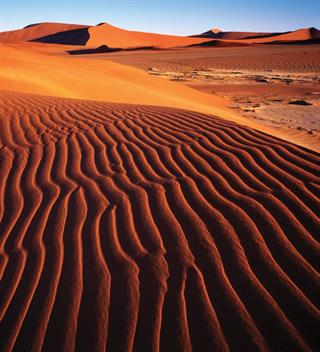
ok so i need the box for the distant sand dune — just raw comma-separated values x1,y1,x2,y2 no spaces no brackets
192,29,274,40
240,27,320,44
0,22,212,49
0,22,89,42
192,27,320,44
1,22,318,50
0,90,319,351
85,23,212,48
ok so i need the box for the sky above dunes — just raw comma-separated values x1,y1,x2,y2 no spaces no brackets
1,0,319,34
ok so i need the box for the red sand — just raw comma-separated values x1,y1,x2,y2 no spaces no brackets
0,22,319,352
194,27,320,43
86,23,213,48
0,22,88,42
0,90,319,351
2,22,318,49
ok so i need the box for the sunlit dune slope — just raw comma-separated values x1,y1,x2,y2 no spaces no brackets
86,23,212,48
0,43,232,116
1,42,319,152
0,22,88,42
0,90,319,351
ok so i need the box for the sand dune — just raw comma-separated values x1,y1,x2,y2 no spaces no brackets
26,22,212,49
193,27,320,44
193,29,273,40
1,42,319,153
2,23,318,49
0,22,88,42
0,90,319,351
0,43,231,115
86,23,212,48
240,27,320,44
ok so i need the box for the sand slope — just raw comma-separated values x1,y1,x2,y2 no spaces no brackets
194,29,273,40
86,23,212,48
240,27,320,44
13,22,212,49
2,23,318,49
193,27,320,44
0,22,88,42
1,42,318,152
0,43,228,113
0,90,319,351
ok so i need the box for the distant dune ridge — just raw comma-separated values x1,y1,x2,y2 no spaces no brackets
0,22,89,42
0,22,319,49
193,28,273,40
193,26,320,43
0,20,320,351
0,22,212,49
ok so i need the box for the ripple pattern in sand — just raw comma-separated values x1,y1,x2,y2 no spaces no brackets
0,91,319,352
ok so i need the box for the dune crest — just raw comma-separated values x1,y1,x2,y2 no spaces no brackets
193,27,320,43
0,22,89,42
1,22,318,48
86,23,214,48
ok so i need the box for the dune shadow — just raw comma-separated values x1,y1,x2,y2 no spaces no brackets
67,45,122,55
32,27,90,45
67,45,160,55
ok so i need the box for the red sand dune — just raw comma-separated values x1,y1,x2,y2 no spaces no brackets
1,42,318,153
0,89,319,351
193,27,320,44
0,43,230,114
2,22,318,49
0,22,212,49
193,28,274,40
240,27,320,44
86,23,213,48
0,22,88,42
0,23,319,350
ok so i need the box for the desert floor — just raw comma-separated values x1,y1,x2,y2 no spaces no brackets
93,45,320,151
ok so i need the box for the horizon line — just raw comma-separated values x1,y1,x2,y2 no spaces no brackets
0,21,319,36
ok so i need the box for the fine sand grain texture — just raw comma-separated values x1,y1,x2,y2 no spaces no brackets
0,90,319,351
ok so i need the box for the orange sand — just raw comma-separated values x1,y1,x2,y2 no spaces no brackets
0,90,319,351
0,22,319,352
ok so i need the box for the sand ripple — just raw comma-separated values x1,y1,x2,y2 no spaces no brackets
0,91,319,351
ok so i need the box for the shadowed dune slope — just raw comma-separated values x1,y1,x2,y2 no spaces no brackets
0,90,320,351
0,22,89,42
188,39,251,48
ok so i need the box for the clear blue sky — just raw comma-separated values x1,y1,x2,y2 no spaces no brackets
1,0,319,34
